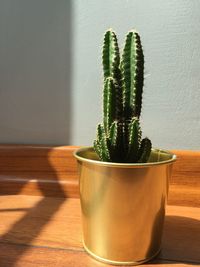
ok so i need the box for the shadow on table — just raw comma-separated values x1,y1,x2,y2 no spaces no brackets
0,144,69,267
149,215,200,265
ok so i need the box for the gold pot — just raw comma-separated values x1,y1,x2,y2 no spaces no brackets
74,147,176,265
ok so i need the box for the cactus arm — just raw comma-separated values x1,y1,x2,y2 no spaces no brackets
109,121,124,162
103,78,116,134
109,121,118,147
93,140,102,160
107,121,117,161
114,71,123,120
96,124,111,161
126,118,141,162
108,121,119,161
138,137,152,163
93,124,103,160
121,30,144,119
102,30,123,123
102,30,120,80
134,33,144,118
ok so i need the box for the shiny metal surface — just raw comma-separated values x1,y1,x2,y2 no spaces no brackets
74,147,176,265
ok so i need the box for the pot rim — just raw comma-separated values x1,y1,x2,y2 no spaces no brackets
74,146,177,168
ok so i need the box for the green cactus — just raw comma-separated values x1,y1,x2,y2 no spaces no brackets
93,29,152,163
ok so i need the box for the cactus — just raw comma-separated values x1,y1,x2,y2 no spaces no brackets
93,29,152,163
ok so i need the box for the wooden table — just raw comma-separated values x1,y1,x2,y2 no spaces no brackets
0,146,199,266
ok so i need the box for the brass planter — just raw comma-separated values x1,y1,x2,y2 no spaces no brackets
74,147,176,265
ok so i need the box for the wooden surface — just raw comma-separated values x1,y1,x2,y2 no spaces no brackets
0,145,78,198
0,145,199,266
0,243,195,267
0,145,199,207
168,150,200,207
0,195,199,266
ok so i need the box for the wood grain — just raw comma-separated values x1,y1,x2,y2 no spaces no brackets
0,243,193,267
168,150,200,207
0,176,78,197
0,145,78,179
0,195,199,265
168,184,200,207
170,150,200,186
0,146,199,207
0,196,82,250
162,205,200,263
0,145,78,197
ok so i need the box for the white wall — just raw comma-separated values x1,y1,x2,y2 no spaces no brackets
0,0,71,144
0,0,199,149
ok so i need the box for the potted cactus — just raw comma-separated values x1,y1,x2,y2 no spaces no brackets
74,29,176,265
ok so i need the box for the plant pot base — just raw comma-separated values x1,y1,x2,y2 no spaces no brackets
83,240,161,266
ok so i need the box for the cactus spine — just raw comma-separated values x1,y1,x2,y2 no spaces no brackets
93,29,152,163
